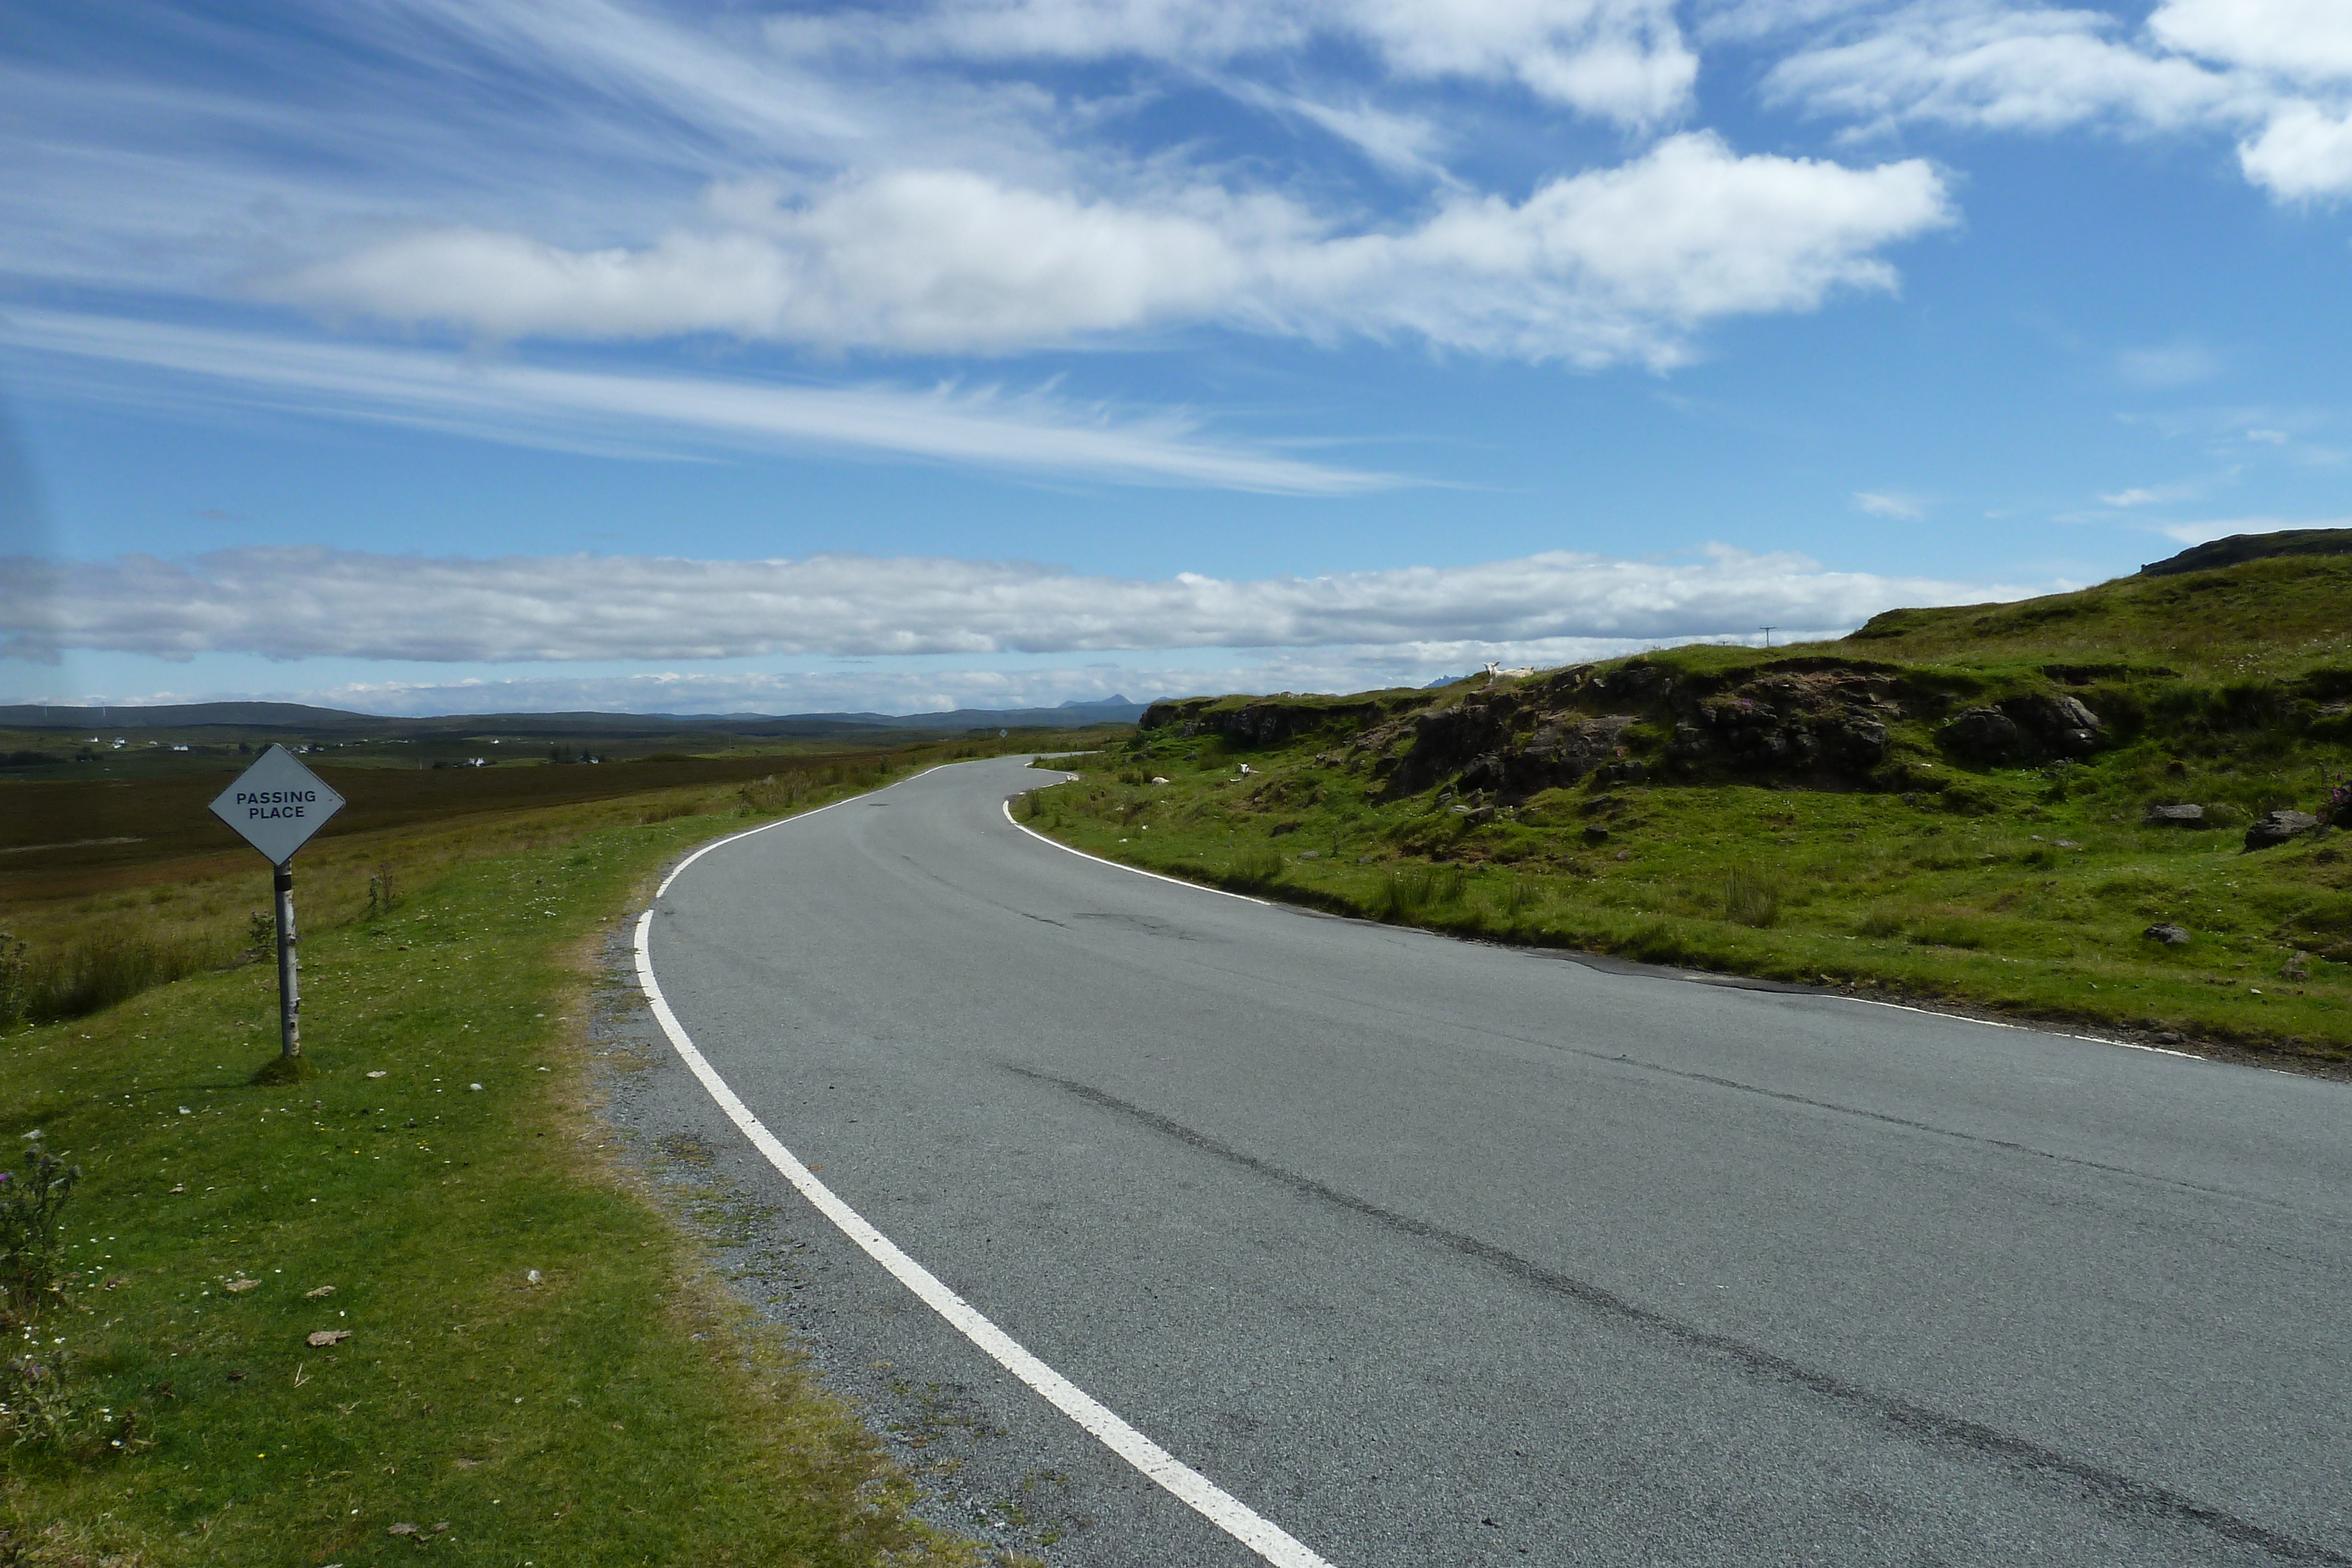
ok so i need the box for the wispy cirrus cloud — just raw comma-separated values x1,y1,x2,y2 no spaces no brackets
0,309,1391,493
1853,490,1925,519
1760,0,2352,201
4,543,2013,666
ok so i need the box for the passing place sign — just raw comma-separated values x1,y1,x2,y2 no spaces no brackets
209,744,346,865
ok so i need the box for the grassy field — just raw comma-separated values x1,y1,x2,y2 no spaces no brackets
0,738,1130,1029
0,742,1088,1566
1017,553,2352,1070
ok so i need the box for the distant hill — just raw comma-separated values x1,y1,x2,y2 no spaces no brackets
0,696,1148,735
2139,527,2352,578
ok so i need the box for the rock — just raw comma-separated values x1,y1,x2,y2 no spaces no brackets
2143,924,2193,945
1150,776,1170,785
1268,821,1299,836
304,1284,336,1298
2142,803,2206,827
1296,850,1321,860
2003,692,2103,755
225,1278,259,1293
1941,707,2027,764
307,1329,353,1347
1582,825,1611,844
2245,810,2322,850
389,1522,420,1537
366,1069,387,1079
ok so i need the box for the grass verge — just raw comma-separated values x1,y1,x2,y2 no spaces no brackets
1,783,1012,1564
1020,745,2352,1070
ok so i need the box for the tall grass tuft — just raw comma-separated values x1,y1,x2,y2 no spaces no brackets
1723,865,1782,928
1229,846,1285,888
20,929,232,1024
1372,864,1464,920
1498,875,1544,920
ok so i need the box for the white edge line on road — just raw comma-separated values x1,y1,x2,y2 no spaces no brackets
636,770,1334,1568
1003,791,1274,906
1009,779,2206,1065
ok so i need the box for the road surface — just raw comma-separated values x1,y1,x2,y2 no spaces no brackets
634,755,2352,1567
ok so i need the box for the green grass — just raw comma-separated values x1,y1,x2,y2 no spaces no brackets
1027,737,2352,1066
1,799,1009,1564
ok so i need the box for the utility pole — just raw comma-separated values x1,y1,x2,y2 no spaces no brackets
1760,627,1775,648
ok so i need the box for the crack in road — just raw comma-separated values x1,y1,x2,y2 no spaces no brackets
1009,1065,2351,1566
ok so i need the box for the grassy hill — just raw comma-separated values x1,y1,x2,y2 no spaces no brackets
1021,536,2352,1068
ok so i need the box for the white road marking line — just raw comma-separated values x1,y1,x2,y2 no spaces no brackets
652,764,950,899
1003,793,1274,906
1007,779,2213,1066
638,774,1334,1568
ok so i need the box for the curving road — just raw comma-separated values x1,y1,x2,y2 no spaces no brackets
637,755,2352,1567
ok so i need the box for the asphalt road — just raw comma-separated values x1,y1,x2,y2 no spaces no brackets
639,755,2352,1567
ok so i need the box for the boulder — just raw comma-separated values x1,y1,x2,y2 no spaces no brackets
2003,693,2103,756
2143,803,2206,827
1941,707,2027,763
2143,924,2193,946
2245,810,2322,850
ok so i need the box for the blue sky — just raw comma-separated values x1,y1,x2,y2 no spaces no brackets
4,0,2349,715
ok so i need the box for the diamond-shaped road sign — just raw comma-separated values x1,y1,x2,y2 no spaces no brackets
209,744,345,865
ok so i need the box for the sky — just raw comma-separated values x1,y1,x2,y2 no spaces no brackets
3,0,2350,716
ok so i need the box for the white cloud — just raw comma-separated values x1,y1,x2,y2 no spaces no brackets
270,136,1952,367
1765,4,2249,136
0,309,1390,494
1765,0,2352,201
1853,490,1924,519
4,543,2006,666
2116,340,2221,388
2097,482,2197,507
2149,0,2352,85
780,0,1700,125
2237,102,2352,201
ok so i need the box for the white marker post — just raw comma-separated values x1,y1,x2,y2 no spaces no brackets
209,746,345,1076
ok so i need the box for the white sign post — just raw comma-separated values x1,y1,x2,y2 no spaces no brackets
209,746,345,1072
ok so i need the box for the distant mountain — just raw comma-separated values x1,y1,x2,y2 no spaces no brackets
0,696,1149,734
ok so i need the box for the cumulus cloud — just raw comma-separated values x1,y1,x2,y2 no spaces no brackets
1765,0,2352,201
3,544,2002,666
0,309,1389,493
271,136,1952,366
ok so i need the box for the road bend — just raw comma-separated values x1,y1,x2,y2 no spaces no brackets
639,755,2352,1567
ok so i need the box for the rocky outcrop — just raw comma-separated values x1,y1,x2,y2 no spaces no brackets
2143,803,2207,827
1140,695,1389,747
1369,658,1916,801
1940,693,2103,764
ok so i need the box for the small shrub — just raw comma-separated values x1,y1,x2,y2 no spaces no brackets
1722,865,1782,928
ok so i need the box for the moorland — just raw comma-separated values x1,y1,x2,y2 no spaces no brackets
1020,533,2352,1069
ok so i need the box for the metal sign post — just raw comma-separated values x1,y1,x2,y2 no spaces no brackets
209,746,345,1074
